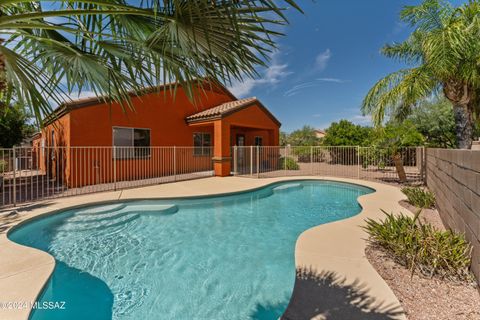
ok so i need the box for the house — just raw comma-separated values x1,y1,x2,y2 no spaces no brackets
314,129,326,139
32,81,280,187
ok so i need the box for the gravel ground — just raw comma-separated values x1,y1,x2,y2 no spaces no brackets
398,200,446,231
365,201,480,320
366,246,480,320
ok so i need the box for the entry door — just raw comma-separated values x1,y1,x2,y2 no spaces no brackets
236,134,246,170
236,134,245,147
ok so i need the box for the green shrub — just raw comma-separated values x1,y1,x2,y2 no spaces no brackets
292,147,326,163
279,157,299,170
364,210,472,281
0,160,5,172
402,187,436,208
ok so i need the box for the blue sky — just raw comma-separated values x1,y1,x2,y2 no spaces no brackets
227,0,462,132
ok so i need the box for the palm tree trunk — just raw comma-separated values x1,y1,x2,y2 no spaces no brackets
392,153,407,183
452,103,473,149
444,82,474,149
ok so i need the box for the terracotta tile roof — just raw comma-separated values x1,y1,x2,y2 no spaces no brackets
186,97,258,122
43,78,237,125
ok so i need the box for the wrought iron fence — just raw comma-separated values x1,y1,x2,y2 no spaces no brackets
0,145,425,207
0,146,213,207
232,146,425,184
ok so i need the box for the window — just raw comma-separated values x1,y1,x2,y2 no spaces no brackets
254,136,263,146
113,127,151,158
193,132,212,156
50,130,55,159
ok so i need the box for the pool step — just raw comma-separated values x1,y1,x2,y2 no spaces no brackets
123,204,178,215
60,213,140,232
272,183,304,193
77,204,127,216
68,210,135,224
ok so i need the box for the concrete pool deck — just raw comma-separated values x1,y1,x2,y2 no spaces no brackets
0,176,408,320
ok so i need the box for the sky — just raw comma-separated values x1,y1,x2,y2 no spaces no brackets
226,0,463,133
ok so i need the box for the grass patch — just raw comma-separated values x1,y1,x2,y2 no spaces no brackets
364,210,472,282
401,186,436,208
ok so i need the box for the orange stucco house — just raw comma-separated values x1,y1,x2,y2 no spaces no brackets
32,81,280,187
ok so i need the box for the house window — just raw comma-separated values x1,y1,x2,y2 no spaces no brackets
113,127,151,158
193,132,212,156
50,130,55,160
254,136,263,146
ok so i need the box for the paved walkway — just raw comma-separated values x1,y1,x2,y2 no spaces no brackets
0,176,408,320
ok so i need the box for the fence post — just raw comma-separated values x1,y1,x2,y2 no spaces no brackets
310,146,313,175
256,145,260,178
173,146,177,181
250,145,253,176
357,146,360,179
12,147,16,206
421,146,426,184
113,146,117,191
284,146,288,177
233,146,238,176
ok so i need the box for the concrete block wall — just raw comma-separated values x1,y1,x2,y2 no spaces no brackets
426,148,480,283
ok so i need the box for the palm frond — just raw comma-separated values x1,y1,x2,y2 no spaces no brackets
362,67,438,126
0,0,301,123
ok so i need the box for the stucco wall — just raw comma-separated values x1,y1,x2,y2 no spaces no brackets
425,148,480,283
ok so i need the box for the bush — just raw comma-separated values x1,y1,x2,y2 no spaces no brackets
402,187,436,208
292,147,326,163
0,160,5,172
279,157,299,170
364,210,472,281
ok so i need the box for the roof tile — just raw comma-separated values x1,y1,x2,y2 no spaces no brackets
186,97,257,122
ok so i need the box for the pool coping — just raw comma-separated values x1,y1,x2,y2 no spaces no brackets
0,176,409,320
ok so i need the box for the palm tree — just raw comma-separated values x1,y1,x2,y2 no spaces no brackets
362,0,480,149
0,1,301,123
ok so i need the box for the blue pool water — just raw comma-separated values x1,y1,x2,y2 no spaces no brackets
9,180,372,320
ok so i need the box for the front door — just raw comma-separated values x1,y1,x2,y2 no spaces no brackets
236,134,246,172
236,134,245,147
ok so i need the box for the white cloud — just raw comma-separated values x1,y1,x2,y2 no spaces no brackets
227,51,292,97
350,114,372,125
283,77,349,97
316,78,349,83
314,49,331,72
48,90,97,108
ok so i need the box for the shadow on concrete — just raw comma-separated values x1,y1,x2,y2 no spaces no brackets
281,267,404,320
0,202,58,233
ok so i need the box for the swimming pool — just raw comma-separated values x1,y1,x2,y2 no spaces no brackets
9,180,373,320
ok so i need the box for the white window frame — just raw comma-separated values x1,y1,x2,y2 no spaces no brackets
193,132,212,156
112,126,151,159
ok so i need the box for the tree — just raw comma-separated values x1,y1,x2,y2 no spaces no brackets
280,131,289,146
368,121,424,182
362,0,480,149
322,120,372,146
408,97,457,148
287,125,321,146
0,1,301,123
0,103,35,147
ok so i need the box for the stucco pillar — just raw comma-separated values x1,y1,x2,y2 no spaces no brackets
213,120,231,177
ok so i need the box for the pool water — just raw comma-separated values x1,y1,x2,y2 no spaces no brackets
9,180,372,320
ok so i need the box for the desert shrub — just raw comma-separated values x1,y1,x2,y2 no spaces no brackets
292,147,326,163
279,157,299,170
364,210,472,281
402,187,436,208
